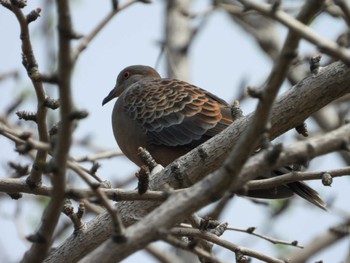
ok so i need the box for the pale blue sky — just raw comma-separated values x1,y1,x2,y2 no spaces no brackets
0,1,349,262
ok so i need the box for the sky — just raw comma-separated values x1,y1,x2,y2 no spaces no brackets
0,1,349,262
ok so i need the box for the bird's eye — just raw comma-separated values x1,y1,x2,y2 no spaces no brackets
123,71,130,79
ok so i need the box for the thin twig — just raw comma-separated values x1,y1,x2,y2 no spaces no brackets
286,219,350,262
0,70,19,81
145,244,183,263
0,123,50,151
6,0,49,186
68,163,126,239
71,0,144,63
73,150,123,162
180,224,303,248
160,233,224,263
247,167,350,190
170,227,285,263
0,177,172,201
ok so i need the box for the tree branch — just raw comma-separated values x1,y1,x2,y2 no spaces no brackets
237,123,350,192
247,167,350,190
285,219,350,262
46,60,350,262
5,1,49,187
238,0,350,64
71,0,148,63
20,0,75,261
0,177,169,201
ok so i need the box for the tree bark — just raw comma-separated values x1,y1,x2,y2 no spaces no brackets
45,61,350,262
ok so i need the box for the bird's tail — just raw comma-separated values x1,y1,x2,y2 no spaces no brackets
287,181,327,210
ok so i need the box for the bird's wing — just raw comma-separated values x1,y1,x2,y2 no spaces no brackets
123,78,233,147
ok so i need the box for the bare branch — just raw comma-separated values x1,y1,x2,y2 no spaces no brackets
71,0,147,63
335,0,350,28
286,219,350,262
170,227,285,263
78,79,349,263
247,167,350,191
45,61,350,263
225,226,303,248
161,233,223,263
68,162,126,241
73,150,123,162
4,0,50,187
0,177,170,201
62,200,85,232
237,0,350,64
146,244,184,263
237,123,350,197
20,0,75,261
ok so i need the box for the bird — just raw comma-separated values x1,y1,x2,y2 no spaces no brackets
102,65,326,210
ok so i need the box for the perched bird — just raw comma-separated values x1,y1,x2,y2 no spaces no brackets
102,65,326,209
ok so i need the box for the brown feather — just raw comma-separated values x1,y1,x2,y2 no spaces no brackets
102,65,326,210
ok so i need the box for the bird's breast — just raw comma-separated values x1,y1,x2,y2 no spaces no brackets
112,98,149,166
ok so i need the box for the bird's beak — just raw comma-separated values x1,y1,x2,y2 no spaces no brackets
102,86,118,106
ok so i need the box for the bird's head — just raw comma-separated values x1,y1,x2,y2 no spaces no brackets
102,65,161,106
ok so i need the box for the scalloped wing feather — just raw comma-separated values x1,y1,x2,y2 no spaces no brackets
123,78,233,147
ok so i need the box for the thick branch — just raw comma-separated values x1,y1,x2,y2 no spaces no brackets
78,123,350,263
45,61,350,262
236,123,350,191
